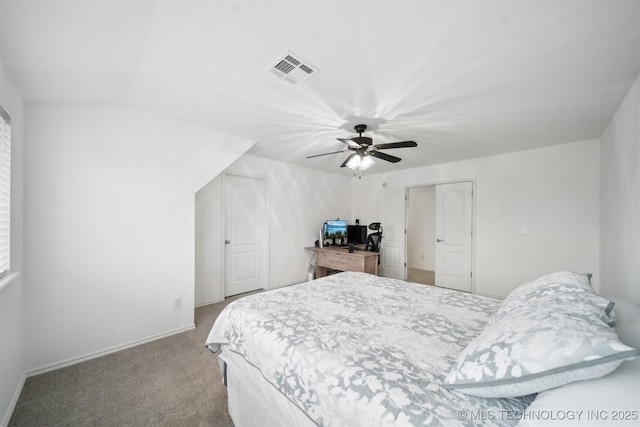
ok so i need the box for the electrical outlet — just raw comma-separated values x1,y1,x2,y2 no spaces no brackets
522,226,529,235
173,297,182,309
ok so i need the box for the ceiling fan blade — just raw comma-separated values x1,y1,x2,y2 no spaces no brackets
373,141,418,150
340,153,357,168
337,138,361,148
371,151,401,163
306,149,349,159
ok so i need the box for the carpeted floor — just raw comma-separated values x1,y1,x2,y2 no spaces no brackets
9,293,251,427
407,268,435,286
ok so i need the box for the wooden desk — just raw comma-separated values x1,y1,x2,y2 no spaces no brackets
306,246,379,277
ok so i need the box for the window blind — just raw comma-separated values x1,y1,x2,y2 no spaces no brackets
0,106,11,277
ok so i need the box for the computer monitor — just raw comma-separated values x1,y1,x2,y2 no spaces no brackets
323,220,348,241
347,225,368,245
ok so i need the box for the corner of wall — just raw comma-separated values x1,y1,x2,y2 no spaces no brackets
599,74,640,303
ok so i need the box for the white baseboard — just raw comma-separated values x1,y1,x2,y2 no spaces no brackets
26,324,195,377
1,372,26,427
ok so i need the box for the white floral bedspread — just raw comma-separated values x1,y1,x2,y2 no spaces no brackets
206,272,533,426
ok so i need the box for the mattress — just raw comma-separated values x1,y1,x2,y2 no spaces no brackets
219,345,315,426
207,271,534,426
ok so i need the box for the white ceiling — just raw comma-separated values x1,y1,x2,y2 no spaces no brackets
1,1,638,176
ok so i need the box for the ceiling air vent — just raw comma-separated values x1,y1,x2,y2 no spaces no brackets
267,51,318,86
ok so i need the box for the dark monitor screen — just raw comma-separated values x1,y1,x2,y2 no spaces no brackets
347,225,368,245
324,220,348,240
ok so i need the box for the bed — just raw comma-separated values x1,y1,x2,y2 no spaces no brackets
206,271,639,427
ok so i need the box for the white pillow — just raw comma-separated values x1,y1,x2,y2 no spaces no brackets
517,358,640,426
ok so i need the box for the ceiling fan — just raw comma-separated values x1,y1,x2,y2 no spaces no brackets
306,124,417,171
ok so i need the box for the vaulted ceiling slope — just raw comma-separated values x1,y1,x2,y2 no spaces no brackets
1,1,638,175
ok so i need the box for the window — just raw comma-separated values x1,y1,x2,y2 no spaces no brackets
0,105,10,277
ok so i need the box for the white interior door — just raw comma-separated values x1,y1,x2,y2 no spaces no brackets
435,181,473,292
224,174,267,297
379,187,406,280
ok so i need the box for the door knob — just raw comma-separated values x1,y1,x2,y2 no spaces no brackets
225,240,231,244
436,238,444,243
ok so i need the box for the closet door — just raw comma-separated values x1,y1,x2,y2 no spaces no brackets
435,182,473,292
379,187,407,280
224,174,268,296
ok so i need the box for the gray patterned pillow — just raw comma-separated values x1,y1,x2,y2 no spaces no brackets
498,271,615,325
443,273,638,398
503,271,594,299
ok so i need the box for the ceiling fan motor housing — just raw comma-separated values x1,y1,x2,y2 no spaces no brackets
352,124,372,146
352,136,373,147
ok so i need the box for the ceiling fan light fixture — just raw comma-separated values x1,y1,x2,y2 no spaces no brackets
347,154,375,171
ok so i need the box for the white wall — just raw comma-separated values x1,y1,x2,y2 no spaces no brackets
195,154,353,305
353,140,600,298
0,62,25,427
600,75,640,304
24,105,253,373
407,185,436,271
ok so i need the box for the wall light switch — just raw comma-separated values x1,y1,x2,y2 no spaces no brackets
522,226,528,235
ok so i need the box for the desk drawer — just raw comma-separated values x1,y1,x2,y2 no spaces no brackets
317,251,363,272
